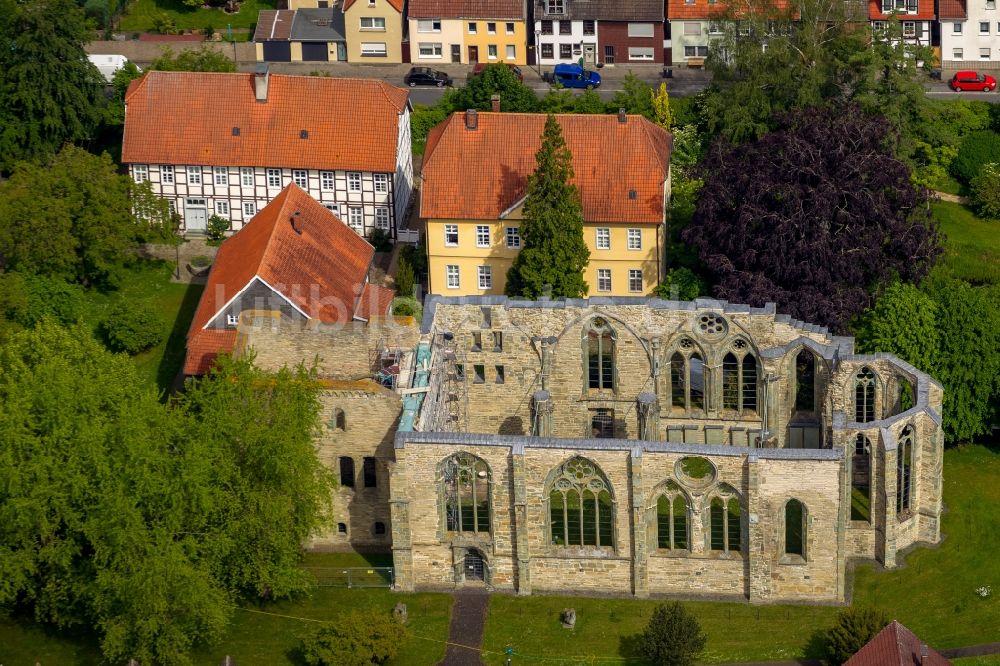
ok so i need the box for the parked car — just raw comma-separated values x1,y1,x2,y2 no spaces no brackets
551,63,601,89
949,71,997,92
471,62,524,82
404,67,453,87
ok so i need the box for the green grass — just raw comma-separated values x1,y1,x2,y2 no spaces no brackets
954,657,1000,666
81,259,203,392
482,444,1000,665
932,201,1000,285
119,0,275,31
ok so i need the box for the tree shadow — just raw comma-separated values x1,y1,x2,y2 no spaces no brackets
804,627,830,662
618,632,649,664
156,278,205,394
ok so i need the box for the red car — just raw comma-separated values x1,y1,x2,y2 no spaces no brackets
471,62,524,82
949,71,997,92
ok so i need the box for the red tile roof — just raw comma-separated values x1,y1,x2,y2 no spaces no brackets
123,71,409,172
666,0,796,20
344,0,404,12
420,112,671,224
868,0,935,20
408,0,524,19
183,184,379,374
355,283,396,320
845,621,952,666
184,330,239,375
938,0,966,18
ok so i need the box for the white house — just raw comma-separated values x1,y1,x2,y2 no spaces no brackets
87,54,132,83
937,0,1000,69
122,68,413,238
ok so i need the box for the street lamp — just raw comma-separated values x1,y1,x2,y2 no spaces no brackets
535,30,542,76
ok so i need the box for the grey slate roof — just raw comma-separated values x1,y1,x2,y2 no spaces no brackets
533,0,664,21
291,8,346,42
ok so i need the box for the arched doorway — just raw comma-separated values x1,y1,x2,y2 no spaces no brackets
464,549,486,583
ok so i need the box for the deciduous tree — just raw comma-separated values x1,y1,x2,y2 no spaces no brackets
682,106,940,333
853,282,940,374
299,610,407,666
150,45,237,72
445,63,537,113
506,115,590,298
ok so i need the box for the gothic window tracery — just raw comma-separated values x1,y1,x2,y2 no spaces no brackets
855,366,877,423
548,457,615,548
585,318,616,391
669,337,705,412
442,453,491,534
654,481,689,551
722,338,758,414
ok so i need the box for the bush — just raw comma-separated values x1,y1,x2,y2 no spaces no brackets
410,104,449,155
950,130,1000,184
190,255,213,268
0,273,86,330
395,255,415,298
368,229,392,253
638,601,707,666
206,214,230,242
100,302,164,355
399,240,427,278
654,267,705,302
970,162,1000,218
151,13,178,35
825,607,889,665
299,610,407,666
391,296,422,320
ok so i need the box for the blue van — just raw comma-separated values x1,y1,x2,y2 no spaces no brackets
551,63,602,89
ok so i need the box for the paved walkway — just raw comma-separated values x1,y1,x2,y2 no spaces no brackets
935,190,970,204
438,589,489,666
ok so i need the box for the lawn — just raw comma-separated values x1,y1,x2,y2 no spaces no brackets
118,0,275,32
932,201,1000,285
481,444,1000,665
80,259,203,392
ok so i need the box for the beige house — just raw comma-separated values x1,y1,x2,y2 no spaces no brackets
344,0,405,62
265,0,404,63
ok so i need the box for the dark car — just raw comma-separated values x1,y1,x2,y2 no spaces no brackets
949,71,997,92
471,62,524,82
404,67,453,87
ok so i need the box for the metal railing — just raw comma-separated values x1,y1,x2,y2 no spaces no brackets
304,566,394,588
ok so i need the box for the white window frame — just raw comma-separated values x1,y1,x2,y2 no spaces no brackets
215,200,229,216
546,0,564,14
187,166,201,185
446,264,460,289
488,44,498,59
161,165,174,184
476,225,491,247
360,42,388,56
902,21,916,37
478,265,492,290
506,22,515,34
227,314,240,326
293,169,308,187
468,22,477,33
321,171,335,191
360,16,386,30
419,42,443,58
628,269,643,293
375,207,390,229
981,21,990,33
487,22,497,34
597,268,612,292
348,172,362,192
417,19,442,32
989,0,997,8
324,203,341,216
214,167,228,186
628,22,655,37
506,226,521,248
133,164,148,183
981,47,992,59
374,173,389,193
506,44,517,60
243,201,256,217
683,22,701,36
241,167,254,187
954,47,964,59
348,206,364,231
627,228,642,250
445,224,459,246
954,22,963,33
596,227,610,250
266,168,281,188
629,46,655,60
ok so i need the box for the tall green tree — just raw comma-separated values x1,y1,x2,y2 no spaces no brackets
610,71,655,120
825,607,889,665
651,82,673,130
0,0,105,171
853,282,940,374
445,63,538,112
506,115,590,298
150,45,237,72
0,146,170,287
638,601,707,666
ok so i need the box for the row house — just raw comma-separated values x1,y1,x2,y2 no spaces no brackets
938,0,1000,68
667,0,725,67
122,68,413,238
407,0,528,65
420,110,672,297
534,0,667,66
869,0,935,46
256,0,404,63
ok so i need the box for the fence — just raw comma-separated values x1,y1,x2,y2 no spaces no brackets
396,228,421,244
304,566,395,588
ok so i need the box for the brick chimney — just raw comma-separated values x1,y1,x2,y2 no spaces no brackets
254,63,270,102
920,645,929,665
491,94,500,112
465,108,478,130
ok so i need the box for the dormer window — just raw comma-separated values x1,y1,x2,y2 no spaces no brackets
226,314,239,326
546,0,565,14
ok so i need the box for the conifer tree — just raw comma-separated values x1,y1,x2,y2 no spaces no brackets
506,115,590,298
651,83,673,130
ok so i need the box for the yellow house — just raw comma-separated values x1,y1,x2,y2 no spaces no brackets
408,0,527,65
421,110,672,297
343,0,404,63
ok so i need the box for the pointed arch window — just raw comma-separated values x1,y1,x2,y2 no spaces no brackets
585,318,616,391
721,339,758,414
669,338,704,411
784,499,806,557
442,453,491,534
708,493,741,553
851,434,872,522
655,483,689,551
795,350,816,412
855,367,877,423
897,425,914,515
548,457,615,548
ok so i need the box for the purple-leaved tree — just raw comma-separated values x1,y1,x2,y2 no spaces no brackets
682,105,941,333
